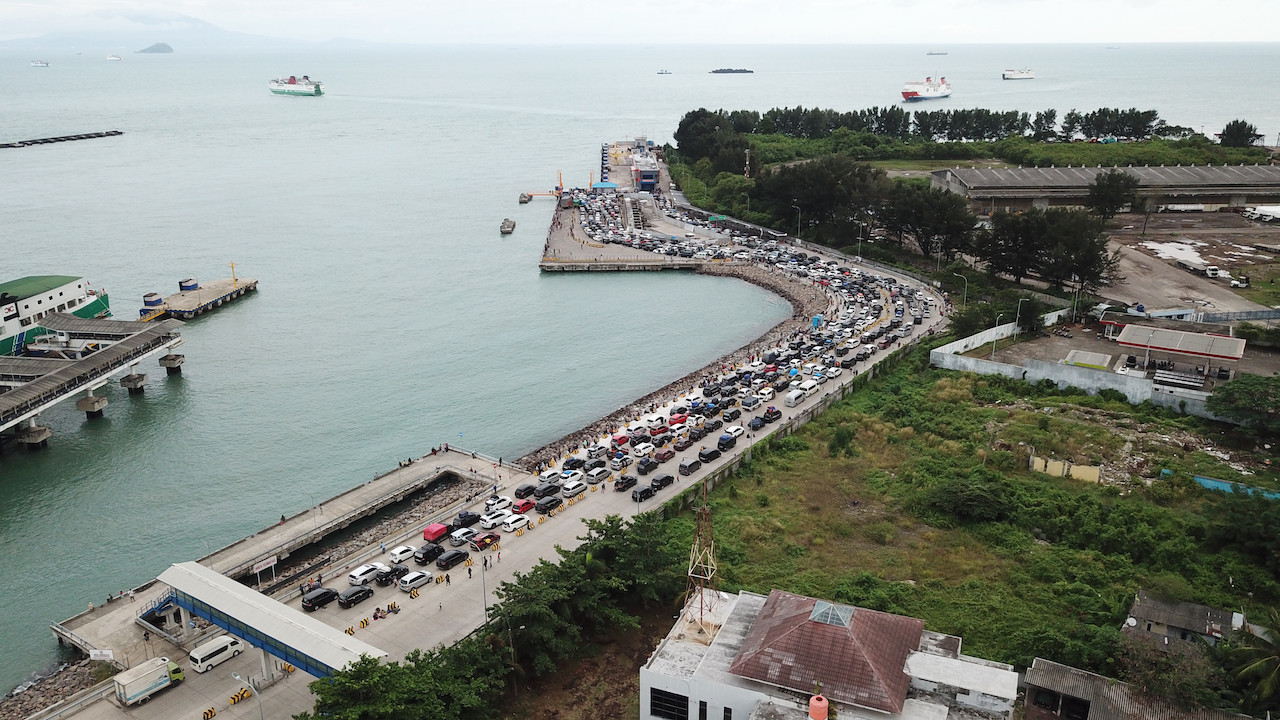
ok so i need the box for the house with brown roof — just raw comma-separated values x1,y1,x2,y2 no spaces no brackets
641,589,1018,720
1123,590,1244,647
1024,657,1251,720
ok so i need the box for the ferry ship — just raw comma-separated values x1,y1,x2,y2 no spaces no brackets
0,276,111,356
30,60,50,67
1002,69,1035,80
107,55,122,61
269,75,324,96
901,76,951,101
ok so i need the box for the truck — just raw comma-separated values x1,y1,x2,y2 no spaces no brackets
113,656,184,706
1175,260,1219,278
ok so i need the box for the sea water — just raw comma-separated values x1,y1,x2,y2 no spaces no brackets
1,43,1277,693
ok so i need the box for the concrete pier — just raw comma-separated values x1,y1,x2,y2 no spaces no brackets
139,277,258,321
119,373,146,394
160,353,184,375
75,394,108,418
0,130,123,149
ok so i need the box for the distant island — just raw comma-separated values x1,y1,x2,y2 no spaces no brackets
710,68,752,74
136,42,173,53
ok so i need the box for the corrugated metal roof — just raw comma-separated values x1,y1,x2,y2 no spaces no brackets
157,562,386,674
1128,590,1234,637
943,164,1280,192
1026,658,1250,720
728,589,923,714
1115,323,1245,361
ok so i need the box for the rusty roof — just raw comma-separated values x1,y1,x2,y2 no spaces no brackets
1026,658,1250,720
728,589,924,714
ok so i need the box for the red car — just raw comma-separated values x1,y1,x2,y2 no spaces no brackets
470,532,501,551
611,433,631,447
669,412,689,425
648,424,669,436
512,499,535,514
655,448,676,462
675,437,695,451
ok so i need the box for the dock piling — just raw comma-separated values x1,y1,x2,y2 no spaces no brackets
160,353,185,375
76,393,108,419
120,373,147,395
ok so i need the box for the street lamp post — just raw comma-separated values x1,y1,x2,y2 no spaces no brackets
951,273,968,310
991,313,1004,360
791,204,801,240
231,672,265,720
1144,329,1157,370
1014,298,1029,338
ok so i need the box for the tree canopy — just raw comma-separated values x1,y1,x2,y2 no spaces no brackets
1205,374,1280,434
1086,169,1140,220
1220,119,1262,148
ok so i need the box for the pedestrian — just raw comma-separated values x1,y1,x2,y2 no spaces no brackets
143,631,150,642
129,589,135,603
497,552,501,562
280,515,286,524
380,542,386,554
439,603,443,612
445,573,451,585
468,567,472,579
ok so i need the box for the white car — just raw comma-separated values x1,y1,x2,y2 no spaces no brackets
562,480,588,497
387,545,416,564
485,495,513,511
610,455,633,471
725,425,745,439
757,387,775,401
631,442,656,457
480,509,513,530
348,562,390,586
398,571,432,592
560,470,584,484
539,470,561,483
502,514,530,532
826,366,844,378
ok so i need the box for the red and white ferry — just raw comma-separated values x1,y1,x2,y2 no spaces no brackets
901,76,951,101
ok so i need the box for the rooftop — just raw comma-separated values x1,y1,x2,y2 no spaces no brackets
0,275,82,303
1114,323,1246,361
937,165,1280,195
1127,590,1241,638
1026,657,1250,720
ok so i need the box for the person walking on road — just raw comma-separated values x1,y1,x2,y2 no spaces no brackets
445,574,451,585
467,566,472,579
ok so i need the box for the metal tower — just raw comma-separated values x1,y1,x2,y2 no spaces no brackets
684,479,719,638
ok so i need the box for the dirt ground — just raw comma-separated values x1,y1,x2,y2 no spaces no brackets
496,605,672,720
1106,211,1280,312
974,320,1280,390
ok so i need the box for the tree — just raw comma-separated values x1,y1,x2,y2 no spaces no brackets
1117,633,1227,709
1220,119,1262,148
979,210,1048,282
1206,374,1280,434
1086,169,1140,220
879,183,975,260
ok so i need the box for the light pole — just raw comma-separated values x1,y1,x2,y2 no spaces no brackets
991,313,1004,359
856,221,866,261
951,273,968,310
1014,298,1029,338
1144,329,1157,370
231,672,265,720
741,193,750,216
791,204,801,240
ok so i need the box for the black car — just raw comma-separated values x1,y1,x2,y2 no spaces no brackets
698,447,722,463
338,585,374,609
772,377,791,392
763,407,783,423
375,564,411,586
637,457,660,476
436,549,469,570
651,433,673,447
704,418,723,433
536,496,564,514
614,475,638,492
632,486,655,503
840,357,856,369
414,543,444,565
651,474,675,490
453,510,481,529
722,408,741,422
533,482,561,498
717,434,738,452
562,456,585,471
674,437,695,451
748,417,766,432
514,483,538,499
302,587,340,611
701,384,720,397
720,396,739,409
583,457,607,473
689,426,708,442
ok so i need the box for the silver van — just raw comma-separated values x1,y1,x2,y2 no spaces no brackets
189,635,243,673
450,527,479,546
785,389,807,408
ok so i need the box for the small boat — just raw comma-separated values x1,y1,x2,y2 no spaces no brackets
106,55,122,61
268,75,324,96
926,50,948,56
500,218,516,235
709,68,753,74
901,76,951,101
1002,69,1035,80
30,60,50,68
657,69,672,75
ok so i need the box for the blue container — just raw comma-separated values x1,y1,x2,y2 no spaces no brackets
142,292,163,307
179,278,199,292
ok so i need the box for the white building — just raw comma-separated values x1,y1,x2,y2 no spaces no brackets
640,589,1018,720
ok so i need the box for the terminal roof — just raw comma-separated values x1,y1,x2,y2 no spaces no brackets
158,562,386,675
1114,324,1245,361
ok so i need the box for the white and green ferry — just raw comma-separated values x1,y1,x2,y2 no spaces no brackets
0,276,111,356
268,75,324,96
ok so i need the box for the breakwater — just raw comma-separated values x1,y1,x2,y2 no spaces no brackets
0,131,123,149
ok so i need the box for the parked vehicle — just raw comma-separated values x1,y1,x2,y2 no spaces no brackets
414,543,444,565
699,447,722,463
512,499,535,514
481,509,513,529
399,571,432,592
562,479,588,497
302,586,340,611
651,474,676,490
374,564,410,586
338,585,375,608
436,549,468,570
348,562,390,586
614,475,638,491
113,657,184,706
470,532,501,551
632,486,656,503
502,514,530,532
637,457,660,475
513,484,539,499
189,636,243,673
387,545,416,564
536,496,564,514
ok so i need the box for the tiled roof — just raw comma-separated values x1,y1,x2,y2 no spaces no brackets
1128,590,1235,638
1026,658,1250,720
728,589,924,714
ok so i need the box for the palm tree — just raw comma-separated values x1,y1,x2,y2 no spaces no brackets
1232,607,1280,705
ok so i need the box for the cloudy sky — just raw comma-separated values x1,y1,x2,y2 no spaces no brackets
3,0,1276,44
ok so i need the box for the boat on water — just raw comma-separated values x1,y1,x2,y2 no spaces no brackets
657,69,672,75
0,276,111,356
107,55,122,61
269,75,324,96
710,68,753,74
30,60,50,68
901,76,951,101
1002,69,1035,80
500,218,516,235
926,50,948,55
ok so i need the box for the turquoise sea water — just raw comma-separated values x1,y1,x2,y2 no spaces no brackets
2,43,1278,693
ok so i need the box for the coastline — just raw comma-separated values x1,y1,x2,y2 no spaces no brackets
514,262,830,470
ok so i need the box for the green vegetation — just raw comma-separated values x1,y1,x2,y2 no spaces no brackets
298,347,1280,719
1221,119,1264,148
1206,375,1280,434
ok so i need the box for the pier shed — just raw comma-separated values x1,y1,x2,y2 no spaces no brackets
156,562,386,678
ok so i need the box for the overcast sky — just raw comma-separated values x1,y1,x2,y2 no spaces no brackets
3,0,1277,44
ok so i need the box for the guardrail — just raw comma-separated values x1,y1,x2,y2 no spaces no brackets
22,681,115,720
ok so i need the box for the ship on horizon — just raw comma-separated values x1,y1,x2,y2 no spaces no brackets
902,76,951,101
1002,69,1035,80
269,75,324,96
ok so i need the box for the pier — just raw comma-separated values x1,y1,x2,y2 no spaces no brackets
139,276,258,321
0,130,123,149
0,316,185,445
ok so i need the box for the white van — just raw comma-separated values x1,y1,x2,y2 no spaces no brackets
450,527,478,546
189,635,243,673
798,379,820,397
785,389,807,408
